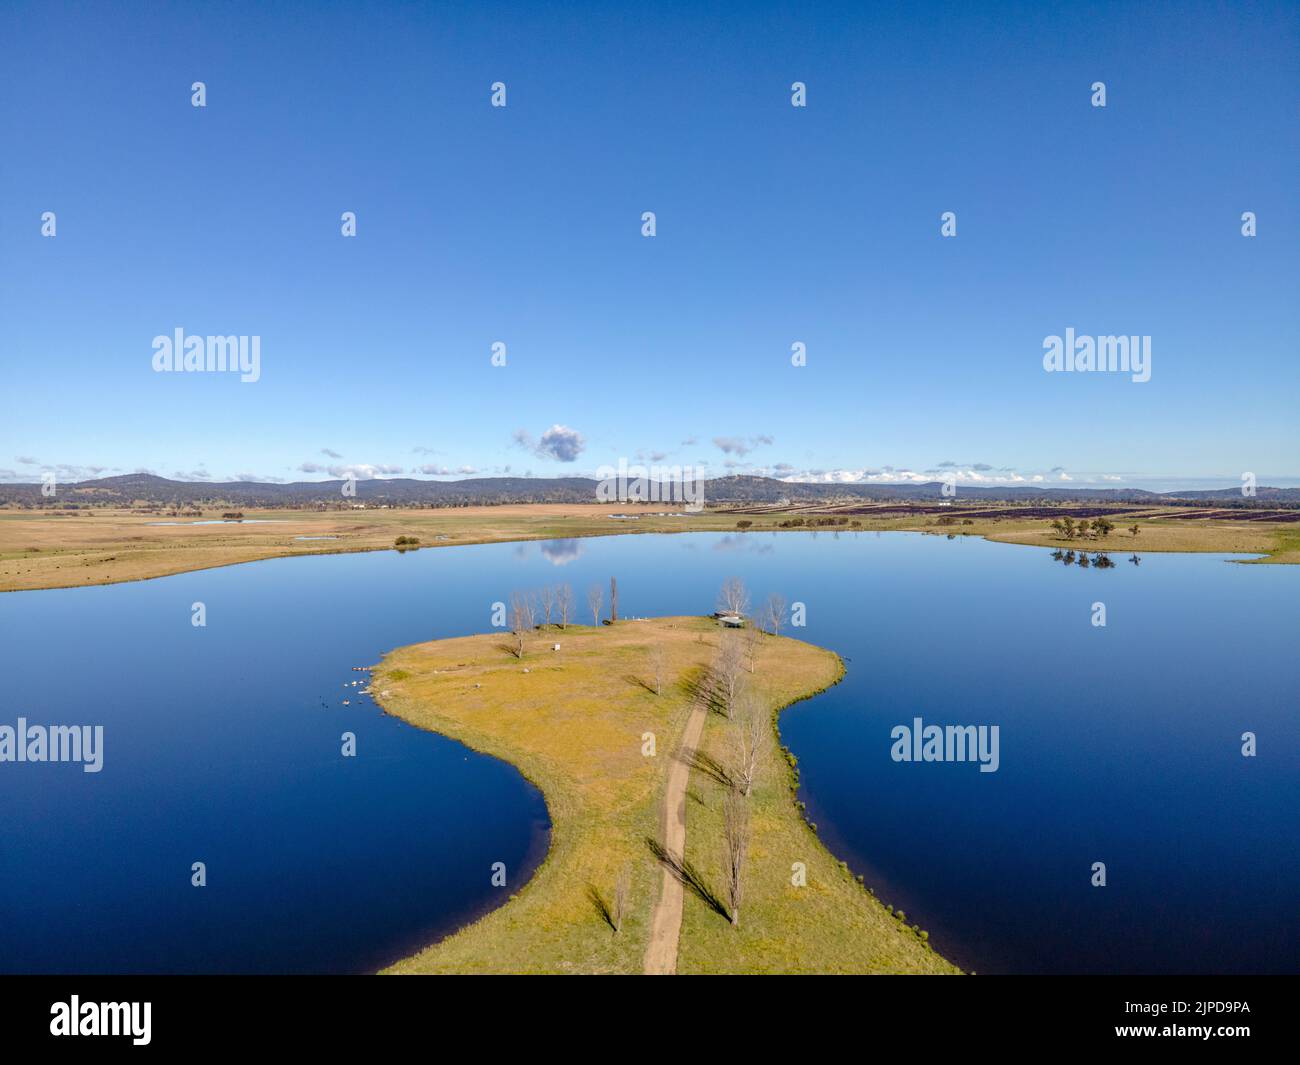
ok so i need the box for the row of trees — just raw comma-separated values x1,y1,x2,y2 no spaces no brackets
507,578,625,658
592,576,793,931
631,578,773,928
774,515,859,528
710,578,789,928
1049,516,1140,540
507,585,574,657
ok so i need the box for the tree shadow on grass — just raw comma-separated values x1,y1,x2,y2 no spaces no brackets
679,665,725,717
622,673,656,695
683,748,733,790
645,837,730,921
586,884,616,932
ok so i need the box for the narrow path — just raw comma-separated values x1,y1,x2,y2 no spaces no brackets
644,701,708,974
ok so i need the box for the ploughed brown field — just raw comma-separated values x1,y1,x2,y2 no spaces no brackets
1156,509,1300,522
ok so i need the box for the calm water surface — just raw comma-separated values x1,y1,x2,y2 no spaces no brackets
1,531,1295,973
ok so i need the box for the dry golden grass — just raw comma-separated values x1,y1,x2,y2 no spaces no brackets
375,617,957,974
0,505,705,592
974,518,1292,560
2,502,1294,593
679,660,956,974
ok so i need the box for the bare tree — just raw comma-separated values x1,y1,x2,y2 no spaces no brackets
649,643,666,695
764,593,787,637
612,864,631,933
731,696,769,798
509,592,533,659
717,576,750,619
742,620,762,674
556,584,573,629
720,789,750,927
587,583,603,627
713,632,746,718
539,585,555,628
610,576,618,623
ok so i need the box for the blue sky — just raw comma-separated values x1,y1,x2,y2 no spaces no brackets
1,0,1296,491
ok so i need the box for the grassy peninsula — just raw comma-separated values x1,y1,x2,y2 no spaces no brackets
373,615,958,975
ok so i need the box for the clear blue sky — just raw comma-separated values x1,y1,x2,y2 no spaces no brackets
2,0,1296,491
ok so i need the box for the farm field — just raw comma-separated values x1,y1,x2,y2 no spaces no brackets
3,500,1296,593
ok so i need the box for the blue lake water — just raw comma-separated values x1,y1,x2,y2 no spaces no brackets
1,531,1296,973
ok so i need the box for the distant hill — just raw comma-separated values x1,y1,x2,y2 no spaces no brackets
0,473,602,507
2,472,1297,508
1160,486,1300,502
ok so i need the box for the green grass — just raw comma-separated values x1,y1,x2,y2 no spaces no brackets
678,667,951,973
374,616,959,975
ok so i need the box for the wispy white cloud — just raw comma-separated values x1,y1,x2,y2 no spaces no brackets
416,463,479,476
712,434,773,457
297,462,403,479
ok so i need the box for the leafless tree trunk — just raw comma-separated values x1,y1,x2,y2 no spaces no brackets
717,576,750,619
612,864,631,933
540,585,555,628
587,584,603,627
721,789,750,927
713,633,745,718
649,643,666,695
731,696,769,798
743,621,761,674
764,593,787,637
610,576,618,623
557,584,573,629
509,592,532,659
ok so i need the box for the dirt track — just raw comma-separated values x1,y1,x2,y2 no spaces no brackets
644,699,708,975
